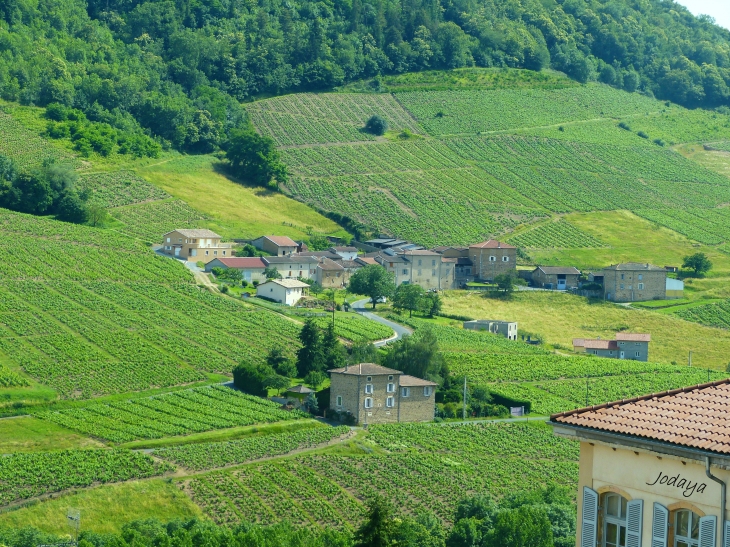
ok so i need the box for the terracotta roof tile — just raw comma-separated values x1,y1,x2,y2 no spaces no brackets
469,239,516,249
212,257,266,268
616,333,651,342
328,363,402,376
551,379,730,454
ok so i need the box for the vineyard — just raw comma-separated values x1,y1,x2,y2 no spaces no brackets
156,425,350,470
76,171,170,208
312,314,393,342
0,449,172,507
0,210,304,397
506,219,607,249
675,299,730,328
186,422,577,527
110,199,209,242
0,109,72,170
247,93,421,146
707,141,730,152
36,386,306,443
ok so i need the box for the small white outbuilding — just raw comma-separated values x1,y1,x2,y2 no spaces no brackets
256,279,309,306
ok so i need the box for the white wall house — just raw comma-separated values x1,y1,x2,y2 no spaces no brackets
256,279,309,306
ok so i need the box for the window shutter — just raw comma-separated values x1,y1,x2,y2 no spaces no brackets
699,516,717,547
723,519,730,547
581,487,598,547
626,499,643,547
652,502,668,547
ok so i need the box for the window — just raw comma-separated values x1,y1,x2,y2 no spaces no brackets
674,509,700,547
620,284,624,290
403,269,408,275
423,386,432,396
365,384,373,394
364,397,373,409
619,342,624,346
336,396,343,407
432,269,436,276
635,351,640,358
502,256,509,262
489,256,496,262
638,283,644,290
366,376,372,382
223,251,226,256
206,251,209,255
214,251,218,256
602,493,627,547
432,260,436,266
638,274,643,280
628,285,632,290
401,387,410,397
386,396,394,408
388,375,393,381
387,383,395,393
166,237,170,243
418,269,422,276
178,238,183,243
418,259,422,266
609,351,614,355
621,274,625,280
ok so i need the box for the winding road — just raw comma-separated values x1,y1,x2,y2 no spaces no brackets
352,299,412,347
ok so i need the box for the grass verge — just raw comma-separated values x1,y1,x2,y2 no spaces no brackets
0,416,104,454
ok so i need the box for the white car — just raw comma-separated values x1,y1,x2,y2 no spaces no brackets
370,296,387,303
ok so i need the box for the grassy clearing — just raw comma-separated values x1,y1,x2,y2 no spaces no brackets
120,420,322,450
0,417,103,453
135,155,348,241
442,290,730,369
0,480,202,534
524,210,730,275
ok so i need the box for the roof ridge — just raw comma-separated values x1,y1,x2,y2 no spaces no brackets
550,377,730,420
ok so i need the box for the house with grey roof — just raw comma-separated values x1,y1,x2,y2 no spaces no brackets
531,266,581,290
573,333,651,361
602,263,667,302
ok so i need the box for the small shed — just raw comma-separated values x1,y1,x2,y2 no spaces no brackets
256,279,309,306
531,266,581,290
666,277,684,299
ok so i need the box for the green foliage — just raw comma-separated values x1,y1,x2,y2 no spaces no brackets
39,385,307,443
305,371,327,390
233,362,277,397
211,267,243,283
494,274,515,295
110,199,208,242
226,129,287,188
365,116,388,136
682,252,713,277
354,497,398,547
267,347,297,378
349,265,396,309
297,319,326,377
382,327,447,384
264,266,282,280
506,220,607,249
393,284,426,317
75,171,169,209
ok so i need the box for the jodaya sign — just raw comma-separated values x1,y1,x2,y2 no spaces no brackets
646,471,707,498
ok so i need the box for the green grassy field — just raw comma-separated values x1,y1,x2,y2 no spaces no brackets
0,480,202,534
0,417,103,454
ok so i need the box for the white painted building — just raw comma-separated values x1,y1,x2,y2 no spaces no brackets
256,279,309,306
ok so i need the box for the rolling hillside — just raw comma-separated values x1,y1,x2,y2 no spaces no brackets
249,70,730,249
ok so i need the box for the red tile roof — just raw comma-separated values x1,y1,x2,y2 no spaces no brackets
583,340,619,350
264,236,298,247
551,379,730,454
469,240,515,249
616,333,651,342
213,257,266,268
573,338,585,348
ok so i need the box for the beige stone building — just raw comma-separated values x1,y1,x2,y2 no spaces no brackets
252,235,299,256
374,250,456,289
262,256,319,280
602,263,667,302
316,258,348,288
468,240,516,281
551,380,730,547
531,266,581,290
161,229,233,264
328,363,436,424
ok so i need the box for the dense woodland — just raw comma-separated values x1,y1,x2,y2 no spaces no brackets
1,0,730,153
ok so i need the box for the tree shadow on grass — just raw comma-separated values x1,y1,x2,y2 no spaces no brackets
211,160,279,196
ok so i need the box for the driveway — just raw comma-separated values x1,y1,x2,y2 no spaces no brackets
352,299,412,347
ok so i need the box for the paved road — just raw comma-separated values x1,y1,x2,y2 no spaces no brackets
352,299,412,346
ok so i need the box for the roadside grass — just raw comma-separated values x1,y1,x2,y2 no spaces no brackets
0,417,104,453
442,290,730,369
522,210,730,276
0,480,203,534
119,419,323,450
135,155,348,241
676,143,730,180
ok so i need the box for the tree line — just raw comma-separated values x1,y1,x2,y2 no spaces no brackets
1,0,729,160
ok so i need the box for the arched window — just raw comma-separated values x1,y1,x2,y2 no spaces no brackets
602,492,628,547
673,509,700,547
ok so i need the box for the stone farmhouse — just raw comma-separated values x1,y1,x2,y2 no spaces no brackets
329,363,437,425
530,266,581,290
261,256,320,280
573,333,651,361
468,240,516,281
256,278,309,306
463,320,518,340
251,235,299,256
372,249,456,289
602,263,667,302
316,258,348,288
161,229,233,264
205,257,267,283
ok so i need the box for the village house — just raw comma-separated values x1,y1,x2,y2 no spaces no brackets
256,279,309,306
374,250,455,289
329,246,358,261
573,333,651,361
603,263,667,302
262,256,319,280
251,235,299,256
161,229,233,264
463,320,518,340
551,379,730,547
316,258,348,288
531,266,581,290
204,257,267,283
468,240,516,281
328,363,437,425
432,247,474,285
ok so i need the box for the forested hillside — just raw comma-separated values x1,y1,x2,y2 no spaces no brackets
2,0,730,154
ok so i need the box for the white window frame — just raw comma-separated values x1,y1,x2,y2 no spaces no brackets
336,396,343,407
602,492,627,547
387,383,395,393
364,397,373,409
638,283,644,290
365,384,373,394
638,274,643,280
502,256,509,262
386,396,394,408
401,387,410,397
423,386,432,396
489,255,496,262
635,351,640,357
673,509,700,547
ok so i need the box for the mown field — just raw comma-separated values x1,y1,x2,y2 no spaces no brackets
248,71,730,249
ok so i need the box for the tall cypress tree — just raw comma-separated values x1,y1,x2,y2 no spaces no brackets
296,319,324,377
322,323,347,370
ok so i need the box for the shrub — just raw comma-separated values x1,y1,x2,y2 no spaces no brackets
637,131,649,139
365,115,388,136
618,122,631,131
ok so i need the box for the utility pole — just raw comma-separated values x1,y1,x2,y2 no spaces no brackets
462,377,467,419
688,351,692,367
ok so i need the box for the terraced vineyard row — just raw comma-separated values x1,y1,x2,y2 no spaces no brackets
38,386,305,443
506,219,607,249
110,199,208,243
313,314,393,342
187,422,577,527
0,449,172,507
675,300,730,328
156,425,349,470
76,171,169,208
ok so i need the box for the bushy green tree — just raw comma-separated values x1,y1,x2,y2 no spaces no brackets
354,496,398,547
682,252,712,277
226,128,287,187
296,319,325,377
348,265,396,310
382,327,447,384
393,284,425,317
365,115,388,136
